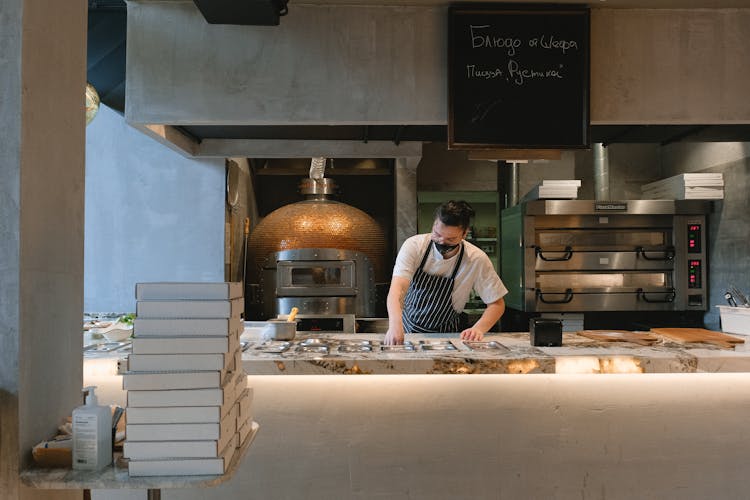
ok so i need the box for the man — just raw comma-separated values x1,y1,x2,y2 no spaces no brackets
383,200,507,345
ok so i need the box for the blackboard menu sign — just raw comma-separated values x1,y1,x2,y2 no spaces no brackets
448,4,590,150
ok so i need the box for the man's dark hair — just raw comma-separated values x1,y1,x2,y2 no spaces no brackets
434,200,475,230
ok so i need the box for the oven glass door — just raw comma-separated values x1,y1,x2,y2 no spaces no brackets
276,260,356,296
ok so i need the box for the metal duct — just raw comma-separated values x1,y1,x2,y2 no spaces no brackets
593,143,610,200
508,161,520,207
499,161,520,208
309,157,326,180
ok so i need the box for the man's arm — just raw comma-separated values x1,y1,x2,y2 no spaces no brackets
460,297,505,341
383,276,410,345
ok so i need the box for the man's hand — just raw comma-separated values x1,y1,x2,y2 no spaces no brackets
460,327,484,341
383,276,410,345
460,298,505,342
383,327,405,345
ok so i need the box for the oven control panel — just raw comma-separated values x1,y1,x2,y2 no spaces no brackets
687,223,703,289
677,217,707,309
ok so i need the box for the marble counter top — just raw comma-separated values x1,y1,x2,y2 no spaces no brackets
241,331,750,375
21,422,258,491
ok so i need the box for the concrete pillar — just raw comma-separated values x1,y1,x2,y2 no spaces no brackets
0,1,86,498
394,157,420,251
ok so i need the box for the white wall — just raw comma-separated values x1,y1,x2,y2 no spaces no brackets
84,105,226,314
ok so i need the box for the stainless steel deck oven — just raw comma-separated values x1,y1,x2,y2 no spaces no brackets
501,200,710,313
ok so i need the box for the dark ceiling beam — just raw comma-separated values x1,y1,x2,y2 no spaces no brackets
660,125,710,146
86,42,126,112
87,12,126,68
173,126,203,145
194,139,422,159
88,0,126,11
87,4,127,112
192,0,289,26
170,124,750,145
98,80,126,114
87,42,125,87
178,125,448,142
600,125,640,147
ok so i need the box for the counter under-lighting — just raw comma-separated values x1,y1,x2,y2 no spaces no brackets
77,331,750,499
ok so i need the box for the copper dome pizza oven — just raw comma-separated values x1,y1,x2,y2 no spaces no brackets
245,167,386,332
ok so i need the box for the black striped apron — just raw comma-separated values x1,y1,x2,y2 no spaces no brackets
402,241,465,333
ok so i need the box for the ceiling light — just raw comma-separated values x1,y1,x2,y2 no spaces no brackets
85,83,100,125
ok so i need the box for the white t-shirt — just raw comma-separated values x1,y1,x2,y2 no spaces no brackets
392,234,508,313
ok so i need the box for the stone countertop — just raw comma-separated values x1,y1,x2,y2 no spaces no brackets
240,331,750,375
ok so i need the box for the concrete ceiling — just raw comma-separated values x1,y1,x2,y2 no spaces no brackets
87,0,750,148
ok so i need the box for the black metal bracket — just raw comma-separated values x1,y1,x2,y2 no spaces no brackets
393,125,405,145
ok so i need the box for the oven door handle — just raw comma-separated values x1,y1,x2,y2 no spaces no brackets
637,287,676,303
534,246,573,262
636,245,675,261
536,288,574,304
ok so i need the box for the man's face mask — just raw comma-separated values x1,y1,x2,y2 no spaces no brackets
434,242,460,255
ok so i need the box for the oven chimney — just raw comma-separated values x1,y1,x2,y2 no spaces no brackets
593,143,610,200
300,157,336,200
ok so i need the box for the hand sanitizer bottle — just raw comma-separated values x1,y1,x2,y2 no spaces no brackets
72,386,112,470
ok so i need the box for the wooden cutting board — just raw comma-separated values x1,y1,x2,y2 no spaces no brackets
650,328,745,349
577,330,660,346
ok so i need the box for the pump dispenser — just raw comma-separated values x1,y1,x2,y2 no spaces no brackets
72,386,112,470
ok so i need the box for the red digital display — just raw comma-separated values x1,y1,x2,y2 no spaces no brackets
688,259,701,288
687,224,701,254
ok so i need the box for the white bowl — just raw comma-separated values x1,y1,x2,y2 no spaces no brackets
102,327,132,342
